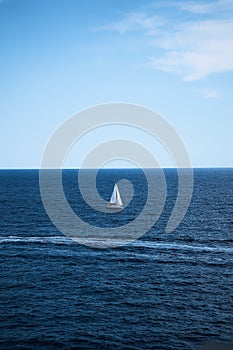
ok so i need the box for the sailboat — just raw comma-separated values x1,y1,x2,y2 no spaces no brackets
107,183,123,210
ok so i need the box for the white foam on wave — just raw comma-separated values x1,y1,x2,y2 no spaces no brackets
0,236,72,245
132,240,233,253
0,236,233,254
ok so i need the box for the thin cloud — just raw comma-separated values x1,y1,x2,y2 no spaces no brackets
198,88,220,99
179,0,233,15
149,19,233,81
98,12,164,35
99,1,233,81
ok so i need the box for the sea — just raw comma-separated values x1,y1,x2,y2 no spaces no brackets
0,168,233,350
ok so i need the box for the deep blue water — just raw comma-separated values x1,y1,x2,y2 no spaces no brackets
0,169,233,350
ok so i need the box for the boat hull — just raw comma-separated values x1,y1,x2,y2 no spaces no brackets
107,203,123,211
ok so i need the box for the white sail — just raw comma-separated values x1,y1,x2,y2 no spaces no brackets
110,184,117,203
108,183,123,209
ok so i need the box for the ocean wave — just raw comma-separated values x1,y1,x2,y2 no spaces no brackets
0,236,72,245
0,236,233,253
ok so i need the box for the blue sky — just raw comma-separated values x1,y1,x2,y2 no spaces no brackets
1,0,233,168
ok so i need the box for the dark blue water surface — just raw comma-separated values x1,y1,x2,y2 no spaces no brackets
0,169,233,349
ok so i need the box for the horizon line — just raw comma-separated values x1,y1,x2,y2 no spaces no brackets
0,166,233,170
